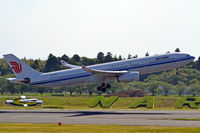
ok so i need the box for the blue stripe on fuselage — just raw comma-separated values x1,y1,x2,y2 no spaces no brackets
30,56,194,85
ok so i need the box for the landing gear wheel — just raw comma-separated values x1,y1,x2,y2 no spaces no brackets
101,87,107,92
97,86,102,91
101,82,106,88
97,83,111,92
106,84,111,89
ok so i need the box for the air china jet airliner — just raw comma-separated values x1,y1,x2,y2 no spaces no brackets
4,53,194,92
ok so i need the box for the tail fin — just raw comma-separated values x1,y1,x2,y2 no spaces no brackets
3,54,41,78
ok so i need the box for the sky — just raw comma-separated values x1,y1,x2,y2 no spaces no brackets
0,0,200,60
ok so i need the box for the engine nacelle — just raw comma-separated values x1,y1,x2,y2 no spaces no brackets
21,78,31,84
118,72,139,82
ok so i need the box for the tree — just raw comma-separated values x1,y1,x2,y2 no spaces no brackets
97,52,104,63
113,55,118,61
164,71,179,85
32,59,40,71
85,83,96,96
118,55,122,60
104,52,113,62
44,54,60,72
133,81,147,90
128,54,132,59
36,87,48,95
108,81,127,94
20,84,27,94
187,83,200,96
61,54,69,62
48,87,54,94
175,48,181,52
133,55,138,58
72,54,81,62
75,85,85,95
66,86,76,96
6,83,16,95
187,79,200,96
81,57,95,66
146,81,160,96
193,56,200,71
160,82,172,96
0,59,12,76
175,81,186,96
0,76,7,95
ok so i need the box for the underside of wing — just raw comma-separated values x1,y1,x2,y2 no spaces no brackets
81,65,128,79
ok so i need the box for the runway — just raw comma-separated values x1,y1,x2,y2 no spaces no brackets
0,110,200,127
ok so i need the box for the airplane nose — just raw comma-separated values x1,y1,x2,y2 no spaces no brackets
190,56,195,60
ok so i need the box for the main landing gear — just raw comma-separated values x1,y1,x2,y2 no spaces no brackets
97,83,111,92
176,68,180,75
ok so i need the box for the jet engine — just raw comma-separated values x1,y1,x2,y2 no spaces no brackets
10,77,31,84
118,72,139,82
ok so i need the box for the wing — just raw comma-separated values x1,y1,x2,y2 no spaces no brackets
60,60,81,69
82,65,128,79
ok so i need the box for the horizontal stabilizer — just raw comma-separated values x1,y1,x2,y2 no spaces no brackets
6,78,31,84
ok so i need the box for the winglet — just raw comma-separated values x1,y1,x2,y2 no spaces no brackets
60,60,80,69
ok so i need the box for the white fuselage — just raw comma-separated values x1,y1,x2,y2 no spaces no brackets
29,53,194,87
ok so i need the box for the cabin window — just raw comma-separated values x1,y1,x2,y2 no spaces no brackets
156,56,169,61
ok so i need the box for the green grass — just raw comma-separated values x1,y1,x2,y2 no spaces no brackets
1,95,200,110
0,123,200,133
173,118,200,121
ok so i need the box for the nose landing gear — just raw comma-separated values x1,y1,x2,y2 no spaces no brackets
97,82,111,92
176,68,181,75
176,71,180,75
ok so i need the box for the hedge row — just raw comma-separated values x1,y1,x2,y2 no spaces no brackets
176,97,200,109
129,96,154,109
90,96,119,108
12,100,38,106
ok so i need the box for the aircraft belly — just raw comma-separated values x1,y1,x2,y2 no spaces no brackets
131,60,188,75
34,76,99,87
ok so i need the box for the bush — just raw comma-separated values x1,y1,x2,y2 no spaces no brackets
90,96,119,108
129,96,154,109
176,97,200,109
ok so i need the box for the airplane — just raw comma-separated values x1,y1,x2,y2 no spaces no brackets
20,98,43,103
3,53,195,92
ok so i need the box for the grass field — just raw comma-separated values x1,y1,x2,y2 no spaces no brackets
0,123,200,133
0,94,200,110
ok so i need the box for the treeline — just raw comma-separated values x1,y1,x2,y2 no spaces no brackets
0,49,200,96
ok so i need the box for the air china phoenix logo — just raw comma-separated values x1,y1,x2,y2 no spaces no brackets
10,61,22,73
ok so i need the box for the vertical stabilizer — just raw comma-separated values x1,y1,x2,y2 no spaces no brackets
3,54,41,78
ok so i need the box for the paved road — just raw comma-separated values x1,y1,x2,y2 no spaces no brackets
1,110,200,127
